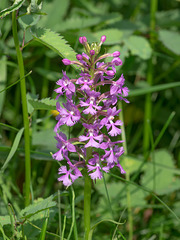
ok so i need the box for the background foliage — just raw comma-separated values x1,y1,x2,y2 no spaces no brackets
0,0,180,239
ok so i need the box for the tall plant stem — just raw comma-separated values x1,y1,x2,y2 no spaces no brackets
143,0,158,155
12,11,31,206
84,147,92,240
119,101,133,240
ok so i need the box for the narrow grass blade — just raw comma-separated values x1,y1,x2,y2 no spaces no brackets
38,216,48,240
0,123,19,132
0,71,32,93
110,173,180,222
128,81,180,97
67,187,75,240
89,219,124,240
1,128,24,172
0,223,10,240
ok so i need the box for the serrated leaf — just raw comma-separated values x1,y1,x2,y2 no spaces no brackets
31,27,78,65
20,195,56,219
159,30,180,55
141,149,180,195
125,35,152,59
28,98,56,110
0,0,25,18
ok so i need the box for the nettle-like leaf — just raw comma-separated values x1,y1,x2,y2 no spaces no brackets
125,35,152,60
0,0,25,18
31,27,78,65
28,98,56,111
141,149,180,195
159,30,180,55
20,195,56,219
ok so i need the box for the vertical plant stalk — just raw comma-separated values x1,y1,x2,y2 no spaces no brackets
143,0,157,155
84,147,92,240
12,11,31,206
118,101,133,240
84,59,95,239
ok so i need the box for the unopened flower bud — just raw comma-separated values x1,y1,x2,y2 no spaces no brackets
101,35,106,43
113,51,120,57
82,36,87,44
76,54,83,60
106,70,115,76
62,59,71,65
79,37,83,44
90,50,95,56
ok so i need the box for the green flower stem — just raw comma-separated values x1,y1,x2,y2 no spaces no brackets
84,147,92,240
118,101,133,240
12,11,31,206
143,0,157,155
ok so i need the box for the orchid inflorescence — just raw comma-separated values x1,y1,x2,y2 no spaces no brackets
53,35,129,187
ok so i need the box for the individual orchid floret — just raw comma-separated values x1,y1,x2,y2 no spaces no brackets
87,153,103,180
76,72,93,91
55,71,75,99
103,145,124,164
79,123,103,148
80,90,102,115
110,74,129,96
58,161,82,187
53,132,76,161
100,107,123,137
54,101,80,131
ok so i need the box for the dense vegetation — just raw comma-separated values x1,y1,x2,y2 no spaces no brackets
0,0,180,239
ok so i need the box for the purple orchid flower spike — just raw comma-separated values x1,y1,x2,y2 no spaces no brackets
53,35,129,186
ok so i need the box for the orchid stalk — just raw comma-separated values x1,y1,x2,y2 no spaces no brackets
53,36,129,239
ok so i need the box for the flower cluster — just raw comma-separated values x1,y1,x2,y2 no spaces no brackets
53,36,129,187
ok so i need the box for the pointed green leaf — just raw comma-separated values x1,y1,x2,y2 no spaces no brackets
28,98,56,111
31,28,77,65
0,0,25,18
39,216,48,240
1,128,24,172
